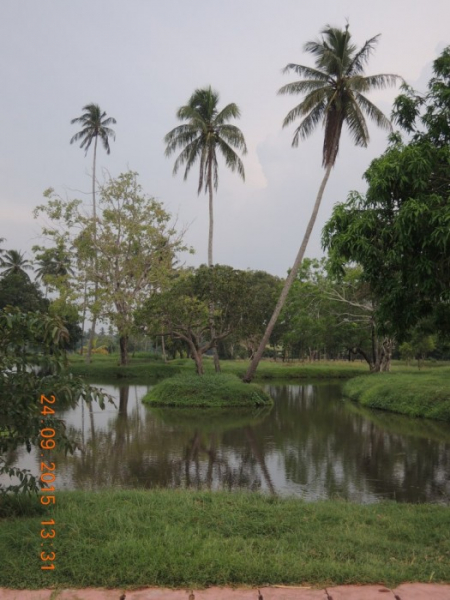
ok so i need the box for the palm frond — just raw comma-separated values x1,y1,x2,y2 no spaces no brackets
290,101,327,146
215,103,241,124
353,92,392,131
216,139,246,181
347,35,380,75
344,94,370,147
278,79,332,96
282,88,329,127
361,73,403,90
216,124,248,153
164,126,199,155
281,63,330,82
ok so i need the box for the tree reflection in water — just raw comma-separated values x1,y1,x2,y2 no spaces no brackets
38,383,450,502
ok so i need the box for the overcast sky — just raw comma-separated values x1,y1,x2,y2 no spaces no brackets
1,0,448,277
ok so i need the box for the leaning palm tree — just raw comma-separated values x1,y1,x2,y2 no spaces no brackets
164,86,247,267
70,103,116,363
1,249,33,279
244,24,401,382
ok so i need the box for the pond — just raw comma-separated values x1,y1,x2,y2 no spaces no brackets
8,381,450,503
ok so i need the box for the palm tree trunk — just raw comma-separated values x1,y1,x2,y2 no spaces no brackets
80,275,88,355
208,170,214,268
243,163,333,382
207,155,221,373
86,136,98,364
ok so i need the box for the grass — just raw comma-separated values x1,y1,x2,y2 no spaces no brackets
143,372,273,407
67,353,382,382
1,490,449,589
343,368,450,422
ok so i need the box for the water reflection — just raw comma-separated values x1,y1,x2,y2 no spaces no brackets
13,382,450,503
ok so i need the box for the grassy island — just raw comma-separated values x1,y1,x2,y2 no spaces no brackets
343,370,450,422
143,372,273,407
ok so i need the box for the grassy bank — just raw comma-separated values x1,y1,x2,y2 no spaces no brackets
1,490,450,589
143,373,272,407
343,370,450,422
67,354,374,382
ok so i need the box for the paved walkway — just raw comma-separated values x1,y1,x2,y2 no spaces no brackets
1,585,450,600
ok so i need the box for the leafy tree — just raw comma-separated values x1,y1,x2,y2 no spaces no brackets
323,47,450,340
1,249,33,279
0,272,48,313
276,259,392,369
34,173,183,366
164,86,247,267
75,171,188,365
70,103,117,363
244,24,400,382
0,308,110,494
139,266,251,375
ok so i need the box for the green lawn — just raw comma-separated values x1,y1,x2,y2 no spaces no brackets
1,490,449,589
343,369,450,422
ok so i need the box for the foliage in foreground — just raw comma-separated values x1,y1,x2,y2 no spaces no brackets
343,370,450,421
143,372,272,407
0,308,111,494
1,490,449,588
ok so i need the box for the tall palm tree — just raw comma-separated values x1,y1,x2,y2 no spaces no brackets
1,249,33,279
70,103,116,363
70,104,116,223
164,86,247,267
244,24,401,382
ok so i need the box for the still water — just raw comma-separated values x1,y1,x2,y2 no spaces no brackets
11,381,450,503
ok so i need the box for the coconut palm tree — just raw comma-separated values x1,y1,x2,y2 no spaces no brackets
1,249,33,279
164,86,247,267
70,103,116,363
243,24,401,382
70,104,116,222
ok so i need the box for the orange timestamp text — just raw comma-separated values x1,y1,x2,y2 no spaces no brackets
39,394,56,570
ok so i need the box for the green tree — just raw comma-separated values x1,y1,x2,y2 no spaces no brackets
0,272,48,313
244,24,400,382
323,47,450,340
164,87,247,267
75,171,188,365
139,266,251,375
1,249,33,279
70,104,117,363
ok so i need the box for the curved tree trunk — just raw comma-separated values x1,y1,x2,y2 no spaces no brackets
207,156,221,373
86,136,98,364
243,164,333,382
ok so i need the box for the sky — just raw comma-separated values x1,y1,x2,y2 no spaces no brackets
0,0,448,278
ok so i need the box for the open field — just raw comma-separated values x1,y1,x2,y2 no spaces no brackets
1,490,449,589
